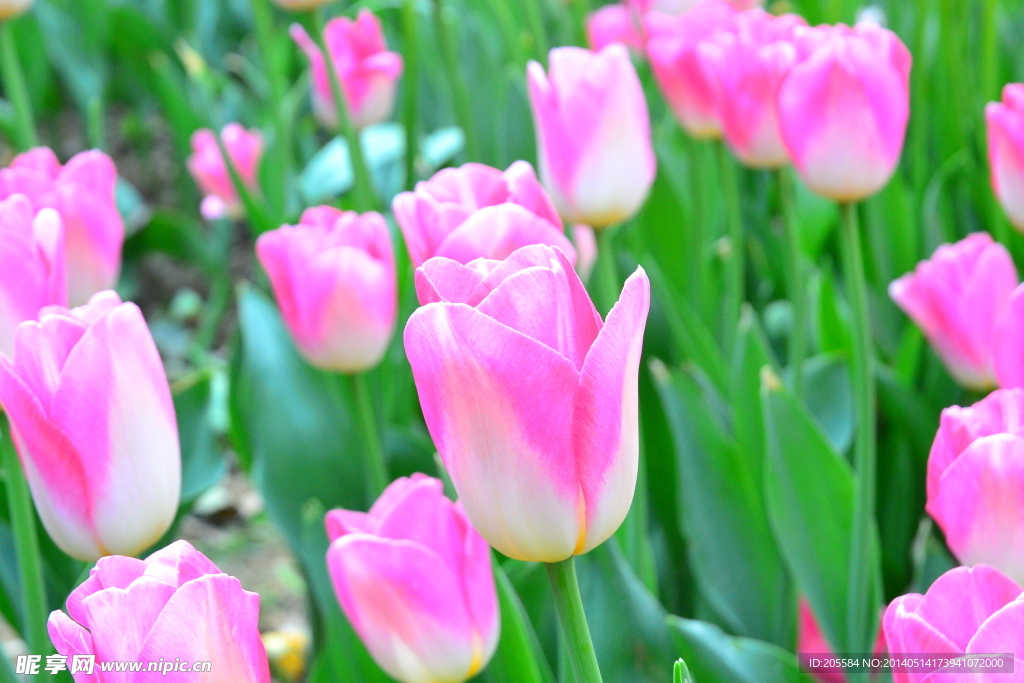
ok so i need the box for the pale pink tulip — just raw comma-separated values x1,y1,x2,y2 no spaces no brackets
256,207,396,373
527,45,656,227
889,233,1016,390
186,124,264,221
884,564,1024,683
290,10,404,131
48,540,271,683
325,475,499,683
987,84,1024,232
0,147,122,306
405,245,650,562
587,4,644,52
0,291,180,561
0,196,65,358
392,161,576,269
927,390,1024,583
777,22,911,201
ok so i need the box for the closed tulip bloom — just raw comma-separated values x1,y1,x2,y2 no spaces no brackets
0,291,180,561
325,475,499,683
405,245,650,562
256,208,396,373
48,540,271,682
0,196,65,358
987,84,1024,232
587,5,644,52
0,147,122,306
527,45,656,227
884,564,1024,683
0,0,31,20
186,124,264,221
927,390,1024,583
290,10,404,131
889,233,1017,390
393,161,576,269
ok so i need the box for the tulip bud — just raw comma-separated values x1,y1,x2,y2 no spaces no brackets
392,161,576,269
186,124,264,221
325,475,500,683
48,540,272,682
0,196,65,357
0,147,123,306
405,245,650,562
987,84,1024,232
927,390,1024,583
587,5,644,53
290,10,404,131
889,233,1017,390
884,564,1024,682
777,22,911,201
0,0,31,20
527,45,656,227
0,291,180,561
256,208,397,374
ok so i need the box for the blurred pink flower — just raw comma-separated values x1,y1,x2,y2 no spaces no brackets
987,84,1024,232
994,283,1024,388
325,475,499,683
187,123,264,221
405,245,650,561
587,4,644,52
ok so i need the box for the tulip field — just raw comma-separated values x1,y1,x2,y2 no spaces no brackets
3,0,1024,681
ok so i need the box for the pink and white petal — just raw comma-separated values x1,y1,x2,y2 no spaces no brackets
48,611,99,683
453,502,501,656
434,204,578,267
414,257,491,306
143,540,224,588
995,285,1024,389
66,555,149,626
915,565,1023,651
80,577,178,673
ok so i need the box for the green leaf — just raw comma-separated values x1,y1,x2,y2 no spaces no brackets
674,659,694,683
810,268,852,358
800,355,854,456
299,136,353,205
421,126,465,173
172,371,227,504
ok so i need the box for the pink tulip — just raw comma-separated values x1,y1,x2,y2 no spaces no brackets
994,284,1024,388
0,196,65,358
628,0,760,12
48,540,271,682
0,147,122,306
927,389,1024,583
889,233,1017,390
527,45,656,227
186,124,264,221
573,224,599,283
392,161,576,269
987,84,1024,232
0,291,180,561
256,207,396,373
325,475,499,683
883,564,1024,683
798,599,886,683
290,10,404,131
777,22,911,201
587,4,644,53
405,245,650,562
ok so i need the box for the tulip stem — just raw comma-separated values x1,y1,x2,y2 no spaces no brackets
839,202,879,655
718,142,744,354
0,20,38,151
252,0,292,218
401,0,420,190
523,0,549,63
592,225,620,316
776,168,806,395
545,558,604,683
349,373,390,500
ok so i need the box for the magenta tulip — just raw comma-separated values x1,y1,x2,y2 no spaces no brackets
291,10,404,131
0,196,65,358
777,22,911,201
404,245,650,562
325,475,499,683
587,4,644,52
527,45,656,227
884,564,1024,683
392,161,576,269
994,284,1024,388
987,84,1024,232
0,291,180,561
889,233,1017,390
0,147,122,306
256,207,397,373
48,540,271,682
186,124,264,221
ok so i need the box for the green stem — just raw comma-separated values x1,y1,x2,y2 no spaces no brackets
348,373,389,500
401,0,420,191
909,0,930,196
839,203,878,655
571,0,591,47
545,557,604,683
523,0,549,63
433,0,478,160
0,21,37,150
87,96,106,151
592,225,620,316
253,0,293,217
718,142,744,355
776,169,806,395
980,0,999,104
486,0,526,67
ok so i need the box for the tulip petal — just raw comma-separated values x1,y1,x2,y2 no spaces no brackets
374,477,466,574
143,539,224,588
67,555,149,626
414,257,495,306
48,610,99,683
434,204,578,268
965,597,1024,667
453,502,501,657
995,284,1024,389
914,565,1023,652
81,576,178,670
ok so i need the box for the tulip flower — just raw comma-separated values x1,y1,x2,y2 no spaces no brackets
0,291,180,561
256,207,397,374
48,540,271,682
0,196,64,358
889,233,1017,390
628,0,760,11
325,474,499,683
994,284,1024,389
0,147,122,306
0,0,31,20
986,84,1024,232
392,161,577,269
884,564,1024,682
777,22,911,201
926,389,1024,583
527,45,656,227
587,5,644,53
186,124,264,221
290,10,404,131
405,245,650,562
